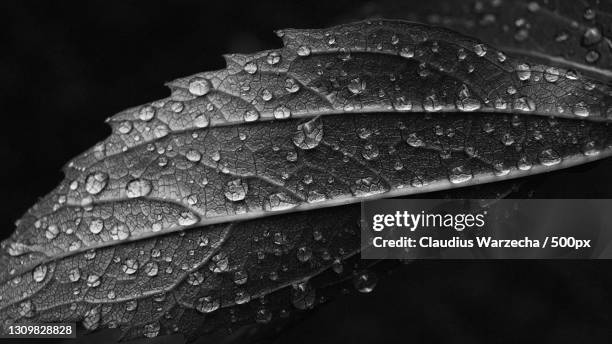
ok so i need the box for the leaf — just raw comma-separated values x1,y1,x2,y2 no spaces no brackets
1,19,612,342
352,0,612,80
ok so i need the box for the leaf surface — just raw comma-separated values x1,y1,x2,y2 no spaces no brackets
1,19,612,342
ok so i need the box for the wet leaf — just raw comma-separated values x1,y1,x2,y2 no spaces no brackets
1,19,612,342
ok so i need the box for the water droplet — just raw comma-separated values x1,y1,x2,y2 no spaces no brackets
538,149,561,166
235,291,251,305
178,211,198,226
261,89,273,101
224,179,248,201
126,179,152,198
85,172,109,195
194,115,209,128
423,95,442,112
144,261,159,277
585,50,600,63
513,97,536,112
274,106,292,119
293,117,323,150
573,102,590,117
186,149,201,162
544,67,560,82
516,63,531,81
68,267,81,282
122,258,139,275
244,62,258,74
297,46,311,56
406,133,424,147
87,274,101,288
170,101,184,113
196,296,220,313
474,43,487,57
118,121,133,134
33,265,47,282
243,109,259,122
362,143,379,160
284,78,300,93
517,156,532,170
139,106,156,121
449,167,472,184
291,281,315,310
45,225,60,239
188,77,211,96
89,219,104,234
583,27,602,46
110,223,130,240
496,51,507,62
266,52,281,65
456,97,481,112
353,270,378,293
399,46,414,58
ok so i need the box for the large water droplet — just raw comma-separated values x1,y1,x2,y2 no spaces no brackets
293,117,323,150
188,77,212,96
126,179,152,198
284,78,300,93
85,172,109,195
185,149,201,162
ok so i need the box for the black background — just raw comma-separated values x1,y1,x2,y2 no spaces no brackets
1,1,612,343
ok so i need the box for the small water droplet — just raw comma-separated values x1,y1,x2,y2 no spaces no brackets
186,149,202,162
449,167,472,184
209,252,229,273
266,52,281,65
224,179,248,201
348,77,366,95
284,78,300,93
235,291,251,305
87,274,101,288
89,219,104,234
194,115,209,128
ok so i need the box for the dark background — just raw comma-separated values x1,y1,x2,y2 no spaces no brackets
1,1,612,343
